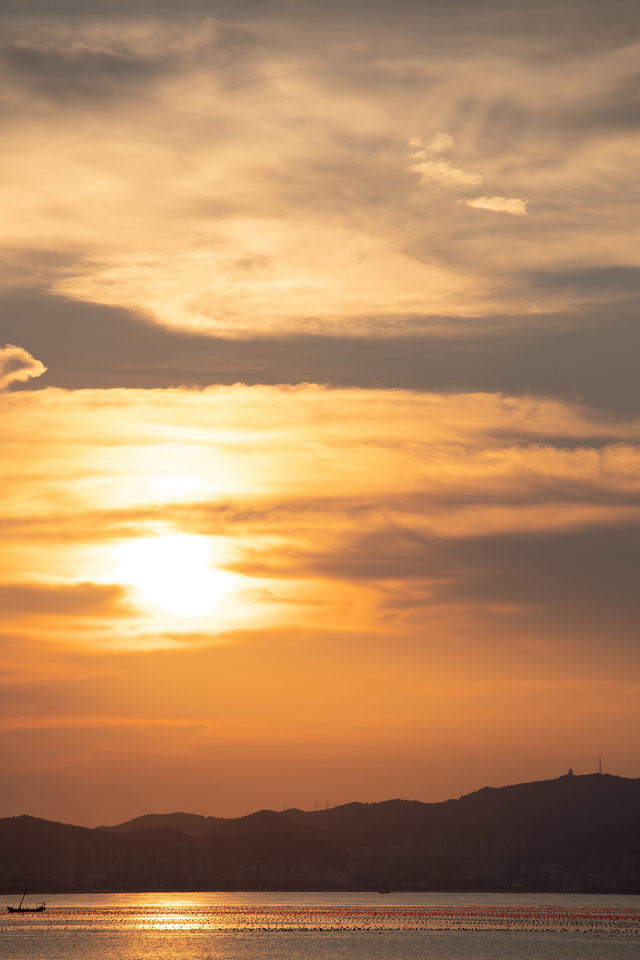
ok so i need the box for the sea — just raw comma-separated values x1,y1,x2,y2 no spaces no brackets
1,891,639,960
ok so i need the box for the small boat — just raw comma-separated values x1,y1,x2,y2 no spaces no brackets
7,890,46,913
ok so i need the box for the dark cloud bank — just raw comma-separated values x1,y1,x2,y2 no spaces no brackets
3,290,640,415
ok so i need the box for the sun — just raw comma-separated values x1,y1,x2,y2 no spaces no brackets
111,534,233,617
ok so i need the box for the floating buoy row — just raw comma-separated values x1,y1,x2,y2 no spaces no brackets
3,904,640,936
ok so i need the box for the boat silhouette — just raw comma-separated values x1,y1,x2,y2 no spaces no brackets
6,890,46,913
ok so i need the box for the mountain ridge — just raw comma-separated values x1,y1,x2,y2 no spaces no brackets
3,773,639,893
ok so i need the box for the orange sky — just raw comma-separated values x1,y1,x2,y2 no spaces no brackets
2,0,640,825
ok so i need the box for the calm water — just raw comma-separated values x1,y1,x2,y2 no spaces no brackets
1,892,639,960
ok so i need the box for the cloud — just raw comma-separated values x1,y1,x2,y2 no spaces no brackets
526,265,640,300
0,40,160,102
412,133,455,155
411,158,484,188
4,373,640,816
465,196,529,216
6,291,640,414
52,226,480,337
0,582,130,616
383,523,640,641
408,135,484,188
0,344,46,388
1,7,639,337
2,0,640,825
0,19,262,104
4,384,640,656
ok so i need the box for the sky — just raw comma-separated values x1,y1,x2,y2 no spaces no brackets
1,0,640,827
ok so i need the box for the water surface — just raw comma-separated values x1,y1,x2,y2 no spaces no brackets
2,891,639,960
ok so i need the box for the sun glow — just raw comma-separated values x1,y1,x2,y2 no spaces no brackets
112,534,234,617
148,474,212,501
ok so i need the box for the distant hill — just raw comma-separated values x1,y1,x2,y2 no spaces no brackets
97,812,221,838
3,773,640,893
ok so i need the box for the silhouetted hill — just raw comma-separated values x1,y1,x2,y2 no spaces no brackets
207,809,345,872
0,815,96,864
3,773,640,892
98,812,221,838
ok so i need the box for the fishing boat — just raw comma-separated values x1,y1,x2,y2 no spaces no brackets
6,890,46,913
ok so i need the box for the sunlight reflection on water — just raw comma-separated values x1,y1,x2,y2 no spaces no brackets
2,895,640,960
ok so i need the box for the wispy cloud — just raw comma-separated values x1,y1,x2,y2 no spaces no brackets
1,10,638,336
408,134,484,187
465,195,529,216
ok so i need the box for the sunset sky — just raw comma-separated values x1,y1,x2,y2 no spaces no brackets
2,0,640,827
